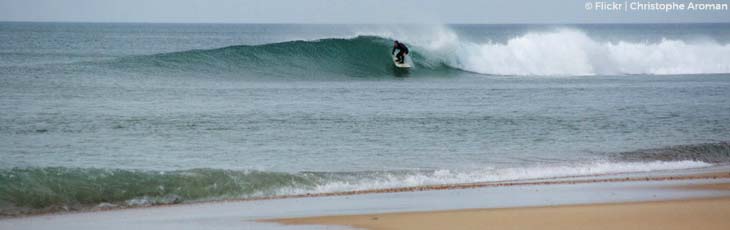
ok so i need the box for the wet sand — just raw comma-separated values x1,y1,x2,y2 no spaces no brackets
272,181,730,230
275,196,730,230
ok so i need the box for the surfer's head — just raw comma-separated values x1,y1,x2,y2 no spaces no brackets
394,40,399,45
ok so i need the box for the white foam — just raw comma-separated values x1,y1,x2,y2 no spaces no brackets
277,160,711,195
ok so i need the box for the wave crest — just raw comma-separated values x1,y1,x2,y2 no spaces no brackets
110,36,418,78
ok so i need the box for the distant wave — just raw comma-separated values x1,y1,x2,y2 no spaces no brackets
614,141,730,163
101,28,730,78
3,142,728,216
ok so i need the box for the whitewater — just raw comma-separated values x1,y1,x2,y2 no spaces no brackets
420,28,730,76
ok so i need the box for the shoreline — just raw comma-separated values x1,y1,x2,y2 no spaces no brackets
2,169,729,230
271,181,730,230
3,166,730,218
272,195,730,230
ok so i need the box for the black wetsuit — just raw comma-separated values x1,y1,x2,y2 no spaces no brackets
392,42,409,63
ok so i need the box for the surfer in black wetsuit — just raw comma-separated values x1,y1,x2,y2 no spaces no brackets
392,40,409,64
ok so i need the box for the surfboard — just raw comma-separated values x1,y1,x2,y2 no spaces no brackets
393,56,411,68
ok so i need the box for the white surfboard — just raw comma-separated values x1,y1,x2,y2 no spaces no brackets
393,56,411,68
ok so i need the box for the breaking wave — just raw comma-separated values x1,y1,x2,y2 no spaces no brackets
107,36,445,79
4,141,728,216
102,27,730,78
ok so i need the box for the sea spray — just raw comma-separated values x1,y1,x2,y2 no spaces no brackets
411,28,730,76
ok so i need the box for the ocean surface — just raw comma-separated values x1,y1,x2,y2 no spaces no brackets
1,22,729,215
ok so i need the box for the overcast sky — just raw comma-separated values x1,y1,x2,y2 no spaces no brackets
0,0,728,23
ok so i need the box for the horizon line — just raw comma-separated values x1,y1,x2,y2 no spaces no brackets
2,20,730,25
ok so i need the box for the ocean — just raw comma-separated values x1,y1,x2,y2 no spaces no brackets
1,22,729,215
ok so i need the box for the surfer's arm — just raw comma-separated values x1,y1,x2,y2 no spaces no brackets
392,46,396,55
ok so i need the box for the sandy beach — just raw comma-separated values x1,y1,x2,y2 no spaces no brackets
274,182,730,230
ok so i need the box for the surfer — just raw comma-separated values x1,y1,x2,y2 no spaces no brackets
392,40,409,64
